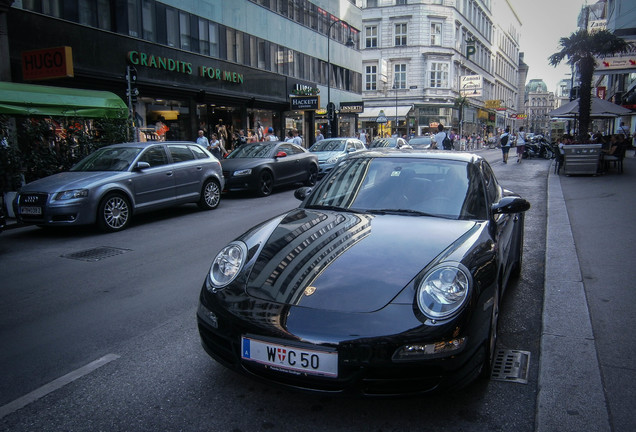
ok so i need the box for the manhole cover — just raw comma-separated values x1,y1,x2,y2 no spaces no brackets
491,349,530,384
61,247,132,262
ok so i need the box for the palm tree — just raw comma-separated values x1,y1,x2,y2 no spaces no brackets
549,29,632,142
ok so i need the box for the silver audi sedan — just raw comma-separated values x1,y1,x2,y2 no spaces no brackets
14,141,224,232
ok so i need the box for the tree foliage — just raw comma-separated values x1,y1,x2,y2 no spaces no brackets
549,29,632,142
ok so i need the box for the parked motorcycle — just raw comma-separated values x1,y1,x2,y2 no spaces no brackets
523,138,554,159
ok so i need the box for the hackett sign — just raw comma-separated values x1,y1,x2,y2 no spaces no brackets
127,50,244,84
290,96,319,110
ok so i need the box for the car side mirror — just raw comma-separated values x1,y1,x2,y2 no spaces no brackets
491,196,531,214
294,187,312,201
275,151,288,158
134,161,151,171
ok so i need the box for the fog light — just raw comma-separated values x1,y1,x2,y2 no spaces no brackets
198,303,218,329
392,337,466,361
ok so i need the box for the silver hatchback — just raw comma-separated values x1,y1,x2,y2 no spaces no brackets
14,141,224,232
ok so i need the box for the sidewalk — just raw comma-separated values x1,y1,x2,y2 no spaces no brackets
537,151,636,431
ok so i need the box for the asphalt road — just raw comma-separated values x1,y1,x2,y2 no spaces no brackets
0,150,551,431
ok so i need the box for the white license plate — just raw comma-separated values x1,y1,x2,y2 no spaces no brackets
241,336,338,378
20,206,42,215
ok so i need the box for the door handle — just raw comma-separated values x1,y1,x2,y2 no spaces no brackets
166,171,174,176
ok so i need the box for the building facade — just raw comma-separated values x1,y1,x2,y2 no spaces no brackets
358,0,522,140
4,0,362,146
524,79,555,137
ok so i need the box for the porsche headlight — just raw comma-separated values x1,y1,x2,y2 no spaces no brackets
208,241,247,289
417,263,471,320
54,189,89,200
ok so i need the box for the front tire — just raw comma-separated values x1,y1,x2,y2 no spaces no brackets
256,170,273,197
97,192,131,232
480,285,500,379
305,165,318,186
198,178,221,210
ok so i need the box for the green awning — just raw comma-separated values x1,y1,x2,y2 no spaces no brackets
0,82,128,118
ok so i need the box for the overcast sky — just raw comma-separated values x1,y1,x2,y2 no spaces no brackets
510,0,589,92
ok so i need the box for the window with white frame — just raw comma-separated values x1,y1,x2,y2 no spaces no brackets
431,22,442,46
394,64,406,89
428,62,448,88
365,65,377,90
365,25,378,48
395,23,407,46
396,0,407,4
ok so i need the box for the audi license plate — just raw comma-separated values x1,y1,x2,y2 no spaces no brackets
241,336,338,378
20,206,42,215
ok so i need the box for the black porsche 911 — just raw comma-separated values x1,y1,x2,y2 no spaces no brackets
221,141,318,197
197,150,530,396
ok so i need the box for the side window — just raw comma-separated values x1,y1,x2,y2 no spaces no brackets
168,145,196,163
280,143,303,155
190,145,210,160
481,161,499,204
347,142,355,151
139,146,169,167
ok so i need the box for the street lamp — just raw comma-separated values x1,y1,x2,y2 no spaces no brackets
326,18,355,138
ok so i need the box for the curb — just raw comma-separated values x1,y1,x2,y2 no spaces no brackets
535,162,610,431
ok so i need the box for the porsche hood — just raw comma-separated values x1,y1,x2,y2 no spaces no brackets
245,208,476,313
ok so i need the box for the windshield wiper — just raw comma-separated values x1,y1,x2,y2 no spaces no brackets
305,204,360,213
367,208,438,217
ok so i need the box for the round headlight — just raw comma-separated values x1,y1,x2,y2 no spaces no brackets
208,241,248,289
417,263,471,320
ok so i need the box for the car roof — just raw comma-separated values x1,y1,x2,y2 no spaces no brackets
106,141,200,149
347,149,483,164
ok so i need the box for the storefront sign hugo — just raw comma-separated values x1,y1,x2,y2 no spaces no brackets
127,51,244,84
22,46,74,81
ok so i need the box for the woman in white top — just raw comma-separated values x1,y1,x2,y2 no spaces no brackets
516,127,526,163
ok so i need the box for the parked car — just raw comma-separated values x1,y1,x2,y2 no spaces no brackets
197,149,530,396
309,137,366,178
221,141,318,197
13,141,224,232
0,205,5,233
408,135,434,150
368,137,411,150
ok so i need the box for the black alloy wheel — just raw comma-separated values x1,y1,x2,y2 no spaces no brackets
97,192,131,232
480,285,500,379
257,170,274,197
199,178,221,210
305,165,318,186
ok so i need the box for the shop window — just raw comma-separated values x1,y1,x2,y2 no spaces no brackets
127,0,140,38
365,65,377,91
199,18,209,56
78,0,96,26
431,22,442,46
180,11,191,50
395,23,407,46
394,64,406,89
142,0,155,41
209,22,219,57
166,8,178,47
365,25,378,49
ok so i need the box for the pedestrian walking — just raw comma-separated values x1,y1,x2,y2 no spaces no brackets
516,127,526,163
196,130,209,148
500,127,511,163
208,133,222,159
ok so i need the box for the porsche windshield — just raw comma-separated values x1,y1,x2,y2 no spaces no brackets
71,147,142,172
304,157,488,220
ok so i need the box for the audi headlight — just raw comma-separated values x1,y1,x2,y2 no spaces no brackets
233,169,252,177
208,241,248,289
417,263,471,320
54,189,89,200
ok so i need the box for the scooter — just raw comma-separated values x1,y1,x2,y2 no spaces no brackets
523,138,553,159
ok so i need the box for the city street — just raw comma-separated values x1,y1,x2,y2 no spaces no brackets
0,149,553,431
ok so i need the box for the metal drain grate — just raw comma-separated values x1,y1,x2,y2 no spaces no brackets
61,247,132,262
491,349,530,384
